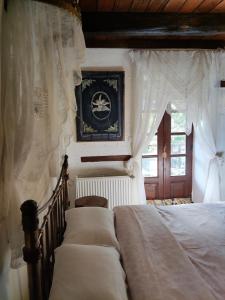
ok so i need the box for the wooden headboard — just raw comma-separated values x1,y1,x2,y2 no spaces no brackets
21,155,69,300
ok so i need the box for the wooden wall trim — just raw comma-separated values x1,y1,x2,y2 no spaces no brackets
81,155,132,162
220,80,225,87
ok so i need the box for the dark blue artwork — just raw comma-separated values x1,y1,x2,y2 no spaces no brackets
76,71,124,141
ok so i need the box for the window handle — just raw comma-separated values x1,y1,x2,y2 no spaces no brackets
162,145,167,159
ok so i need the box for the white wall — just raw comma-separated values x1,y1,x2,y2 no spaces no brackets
68,48,225,203
67,49,132,197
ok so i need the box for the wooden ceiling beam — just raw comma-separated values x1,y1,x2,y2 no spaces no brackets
85,38,225,49
212,0,225,12
146,0,170,12
113,0,133,12
82,12,225,38
130,0,150,12
97,0,115,12
220,80,225,87
163,0,186,12
79,0,97,11
194,0,224,13
179,0,204,13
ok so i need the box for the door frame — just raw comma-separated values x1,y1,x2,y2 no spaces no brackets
143,112,193,200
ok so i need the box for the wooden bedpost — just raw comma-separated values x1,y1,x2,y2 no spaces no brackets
63,154,69,209
21,200,43,300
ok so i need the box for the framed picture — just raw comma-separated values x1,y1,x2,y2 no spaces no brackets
75,71,124,141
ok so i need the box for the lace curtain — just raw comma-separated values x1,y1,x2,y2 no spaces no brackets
126,51,169,204
128,50,222,205
1,0,36,268
1,0,85,268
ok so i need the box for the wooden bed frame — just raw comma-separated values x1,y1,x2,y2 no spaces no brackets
20,155,70,300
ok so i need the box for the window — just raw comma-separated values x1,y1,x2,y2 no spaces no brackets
143,111,193,200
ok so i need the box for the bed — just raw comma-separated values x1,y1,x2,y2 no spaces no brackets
21,156,225,300
114,204,225,300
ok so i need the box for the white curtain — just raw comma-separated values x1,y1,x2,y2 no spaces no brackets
127,51,169,204
1,0,36,267
1,0,85,268
192,52,222,203
128,50,222,204
18,1,85,208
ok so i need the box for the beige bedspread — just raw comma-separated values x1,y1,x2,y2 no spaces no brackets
114,203,225,300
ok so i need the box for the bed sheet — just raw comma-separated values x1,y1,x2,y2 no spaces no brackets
114,203,225,300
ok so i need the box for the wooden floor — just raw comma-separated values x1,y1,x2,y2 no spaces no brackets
147,198,192,206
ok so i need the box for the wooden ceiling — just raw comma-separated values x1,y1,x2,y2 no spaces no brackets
80,0,225,48
80,0,225,13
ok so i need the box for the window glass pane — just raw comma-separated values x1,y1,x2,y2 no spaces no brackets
171,157,186,176
143,135,157,155
171,112,186,133
142,157,157,177
171,135,186,154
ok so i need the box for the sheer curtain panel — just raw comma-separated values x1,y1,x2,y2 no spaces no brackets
128,50,222,204
127,51,169,204
1,0,35,266
1,0,85,268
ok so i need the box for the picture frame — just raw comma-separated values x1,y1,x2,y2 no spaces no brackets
75,71,124,141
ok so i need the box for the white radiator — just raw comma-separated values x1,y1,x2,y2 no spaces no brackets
75,176,132,209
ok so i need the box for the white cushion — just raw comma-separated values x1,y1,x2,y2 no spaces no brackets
49,244,128,300
63,207,120,250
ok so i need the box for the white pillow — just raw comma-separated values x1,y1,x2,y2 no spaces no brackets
49,244,128,300
63,207,120,250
